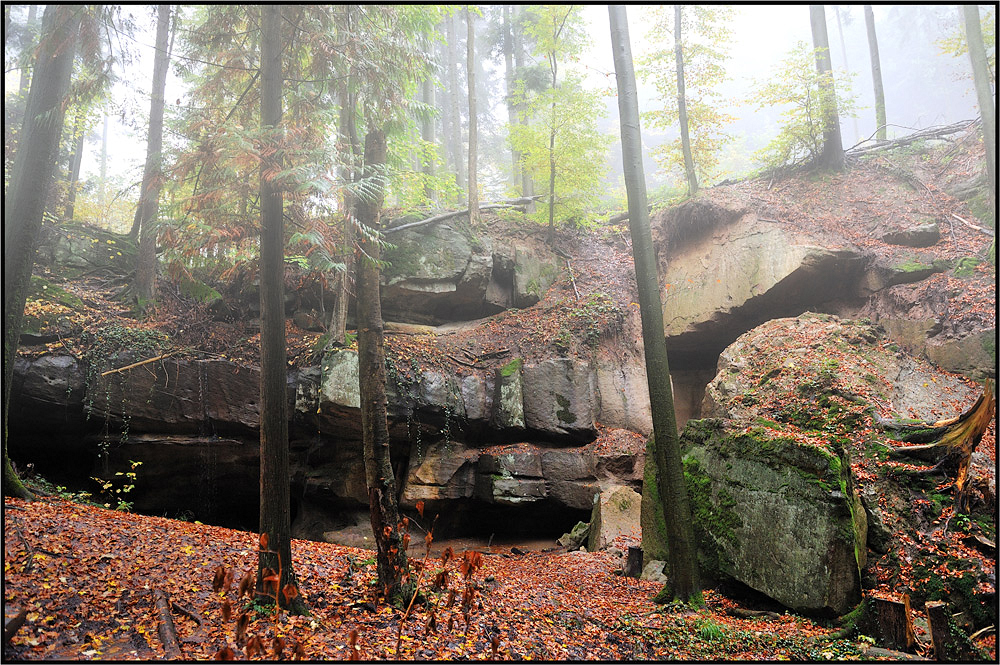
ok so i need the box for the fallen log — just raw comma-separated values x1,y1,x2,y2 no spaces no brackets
384,199,536,235
154,590,183,659
3,606,27,645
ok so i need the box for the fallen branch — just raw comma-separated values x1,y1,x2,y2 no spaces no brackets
952,213,995,236
385,200,534,235
3,607,28,645
170,601,203,626
846,119,977,156
101,351,175,377
448,354,477,368
154,590,183,659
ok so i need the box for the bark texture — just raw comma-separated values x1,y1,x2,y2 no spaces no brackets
4,4,82,500
256,5,304,614
356,129,410,601
809,5,844,170
608,4,701,605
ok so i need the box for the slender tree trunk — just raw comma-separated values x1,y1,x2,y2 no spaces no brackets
674,5,698,195
16,4,37,101
467,7,479,224
421,73,436,203
330,79,357,345
963,5,996,212
99,113,109,218
65,110,86,220
356,128,410,602
133,4,173,313
437,31,453,191
547,50,558,240
810,5,844,170
446,14,465,193
608,3,702,606
503,5,517,183
833,6,860,145
256,5,305,614
511,5,535,212
864,6,887,141
4,5,82,500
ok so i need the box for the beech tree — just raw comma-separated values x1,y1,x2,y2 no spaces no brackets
608,3,701,606
863,5,887,141
509,5,610,236
640,5,734,194
467,6,479,224
809,5,844,170
132,4,173,313
4,5,84,500
256,4,306,614
962,4,996,212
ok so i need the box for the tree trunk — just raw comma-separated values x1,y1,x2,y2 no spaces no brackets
65,109,86,220
4,5,82,500
133,4,173,313
436,29,453,188
16,4,37,101
963,5,996,212
810,5,844,170
330,25,361,347
466,7,479,224
256,5,305,614
674,5,698,195
356,128,410,603
608,4,701,606
503,5,517,183
546,47,558,240
511,5,535,212
99,113,109,217
446,14,465,192
864,6,887,141
420,71,435,203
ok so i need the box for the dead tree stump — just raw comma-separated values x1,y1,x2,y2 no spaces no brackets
624,546,643,578
874,594,917,653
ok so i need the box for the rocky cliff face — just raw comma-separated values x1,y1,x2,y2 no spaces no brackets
10,136,995,616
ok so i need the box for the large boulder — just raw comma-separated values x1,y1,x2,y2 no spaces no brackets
693,313,993,623
522,359,597,439
587,485,641,551
86,358,263,434
380,223,496,324
680,418,864,616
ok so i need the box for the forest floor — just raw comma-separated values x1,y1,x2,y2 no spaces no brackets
2,494,944,662
8,128,996,662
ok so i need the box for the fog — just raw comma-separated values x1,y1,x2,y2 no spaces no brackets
9,5,985,202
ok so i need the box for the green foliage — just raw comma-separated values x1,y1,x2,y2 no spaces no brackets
508,75,612,227
750,42,858,169
936,6,996,84
639,5,736,186
91,459,143,511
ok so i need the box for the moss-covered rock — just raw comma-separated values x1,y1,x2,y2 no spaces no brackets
681,420,864,616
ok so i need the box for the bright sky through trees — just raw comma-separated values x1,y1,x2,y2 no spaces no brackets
6,4,982,191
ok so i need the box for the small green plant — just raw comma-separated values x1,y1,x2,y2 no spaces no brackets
696,617,727,642
751,41,858,169
91,459,142,511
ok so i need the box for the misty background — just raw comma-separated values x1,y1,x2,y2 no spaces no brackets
5,4,987,212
